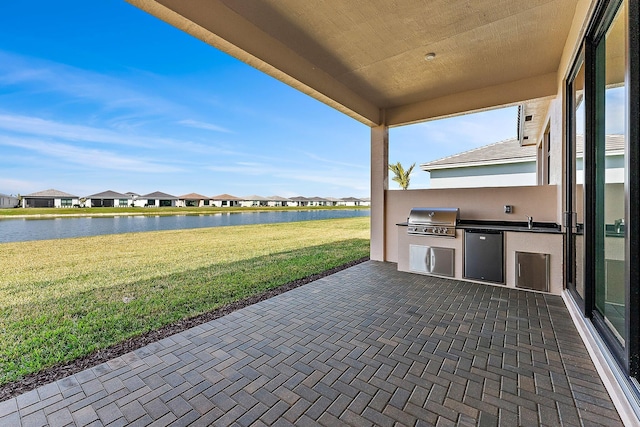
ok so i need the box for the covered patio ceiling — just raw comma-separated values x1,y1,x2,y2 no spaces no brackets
128,0,580,127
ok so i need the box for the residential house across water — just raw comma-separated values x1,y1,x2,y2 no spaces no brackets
85,190,131,208
134,191,178,207
21,189,79,208
210,194,241,207
0,193,19,208
266,196,290,207
177,193,210,207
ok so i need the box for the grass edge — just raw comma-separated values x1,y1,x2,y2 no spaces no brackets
0,256,370,402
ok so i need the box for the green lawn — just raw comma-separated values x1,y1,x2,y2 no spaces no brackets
0,205,369,218
0,217,370,385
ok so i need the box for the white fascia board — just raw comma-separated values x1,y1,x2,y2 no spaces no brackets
421,158,536,172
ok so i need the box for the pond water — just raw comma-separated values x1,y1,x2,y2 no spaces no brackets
0,209,370,243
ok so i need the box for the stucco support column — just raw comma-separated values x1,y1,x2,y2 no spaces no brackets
370,124,389,261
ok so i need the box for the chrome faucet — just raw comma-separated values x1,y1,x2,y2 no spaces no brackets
527,216,533,229
614,218,625,234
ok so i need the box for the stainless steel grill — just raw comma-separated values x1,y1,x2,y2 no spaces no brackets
407,207,459,237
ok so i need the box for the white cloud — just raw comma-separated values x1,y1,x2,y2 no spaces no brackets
0,50,179,117
178,119,233,134
0,114,152,148
207,162,368,193
0,113,244,157
0,178,42,194
301,151,367,169
0,136,183,173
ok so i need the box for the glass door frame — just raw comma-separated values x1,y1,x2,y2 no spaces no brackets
626,0,639,378
567,0,640,379
565,53,587,313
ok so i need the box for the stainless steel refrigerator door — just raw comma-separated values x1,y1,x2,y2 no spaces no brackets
464,230,504,283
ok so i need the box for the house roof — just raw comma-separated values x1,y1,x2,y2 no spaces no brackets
421,134,626,172
243,195,268,201
25,189,78,198
308,196,328,202
86,190,128,199
142,191,177,199
130,0,579,126
421,138,537,171
341,197,362,202
267,195,290,201
576,134,625,156
211,193,242,200
179,193,208,200
288,196,309,202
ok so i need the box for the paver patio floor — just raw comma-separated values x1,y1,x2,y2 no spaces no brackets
0,261,623,426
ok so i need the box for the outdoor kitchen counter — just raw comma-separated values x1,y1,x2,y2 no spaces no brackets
396,221,563,234
457,220,562,234
397,220,564,294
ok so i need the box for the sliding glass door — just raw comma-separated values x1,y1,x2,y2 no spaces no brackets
593,0,627,346
567,0,638,375
567,56,586,306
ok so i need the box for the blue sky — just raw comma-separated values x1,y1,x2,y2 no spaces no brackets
0,1,517,198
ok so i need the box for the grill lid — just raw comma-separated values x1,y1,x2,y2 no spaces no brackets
408,207,459,226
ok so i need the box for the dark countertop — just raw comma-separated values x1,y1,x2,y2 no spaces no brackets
397,220,563,234
458,222,562,234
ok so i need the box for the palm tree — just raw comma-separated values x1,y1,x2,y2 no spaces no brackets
388,162,415,190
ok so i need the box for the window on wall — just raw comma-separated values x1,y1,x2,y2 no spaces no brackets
538,125,552,185
545,128,552,185
61,198,72,207
119,199,128,207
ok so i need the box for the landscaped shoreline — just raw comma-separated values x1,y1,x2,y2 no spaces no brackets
0,205,370,219
0,217,370,396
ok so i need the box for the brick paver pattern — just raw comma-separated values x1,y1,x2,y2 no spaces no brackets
0,261,624,426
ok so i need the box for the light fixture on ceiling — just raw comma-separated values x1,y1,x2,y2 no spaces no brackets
424,52,436,61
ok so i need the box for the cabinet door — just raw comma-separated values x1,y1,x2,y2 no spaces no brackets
409,245,454,277
516,252,549,292
430,247,454,277
409,245,429,273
